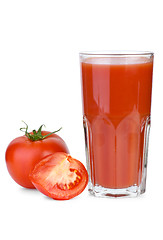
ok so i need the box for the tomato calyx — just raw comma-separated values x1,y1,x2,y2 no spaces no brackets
20,121,62,141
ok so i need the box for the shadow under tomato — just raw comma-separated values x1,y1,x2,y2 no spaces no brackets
19,186,39,195
42,194,80,201
19,187,83,201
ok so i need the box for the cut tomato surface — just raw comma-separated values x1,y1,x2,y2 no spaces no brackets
30,152,88,200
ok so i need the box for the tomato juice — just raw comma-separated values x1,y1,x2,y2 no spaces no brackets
80,53,153,195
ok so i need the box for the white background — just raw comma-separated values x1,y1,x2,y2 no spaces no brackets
0,0,162,239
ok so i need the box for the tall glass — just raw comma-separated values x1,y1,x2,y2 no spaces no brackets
80,51,154,197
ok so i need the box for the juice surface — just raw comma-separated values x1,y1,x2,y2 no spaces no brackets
81,57,153,189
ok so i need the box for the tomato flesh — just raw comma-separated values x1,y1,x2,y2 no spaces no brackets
30,152,88,200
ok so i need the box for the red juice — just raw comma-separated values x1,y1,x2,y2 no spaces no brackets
81,54,153,193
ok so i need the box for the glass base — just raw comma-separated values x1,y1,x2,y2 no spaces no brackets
88,182,145,198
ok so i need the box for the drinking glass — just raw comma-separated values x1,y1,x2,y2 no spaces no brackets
80,51,154,197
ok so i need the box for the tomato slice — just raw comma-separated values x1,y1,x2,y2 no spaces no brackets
29,152,88,200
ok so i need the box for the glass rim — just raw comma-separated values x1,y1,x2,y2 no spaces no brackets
79,50,154,57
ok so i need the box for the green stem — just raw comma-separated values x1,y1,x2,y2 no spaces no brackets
20,121,62,141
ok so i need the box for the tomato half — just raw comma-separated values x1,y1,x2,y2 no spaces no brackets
5,131,69,188
29,152,88,200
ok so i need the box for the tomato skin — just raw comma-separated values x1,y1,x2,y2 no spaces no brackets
30,152,88,200
5,131,69,188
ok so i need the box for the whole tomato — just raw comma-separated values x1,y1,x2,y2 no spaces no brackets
5,123,69,188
